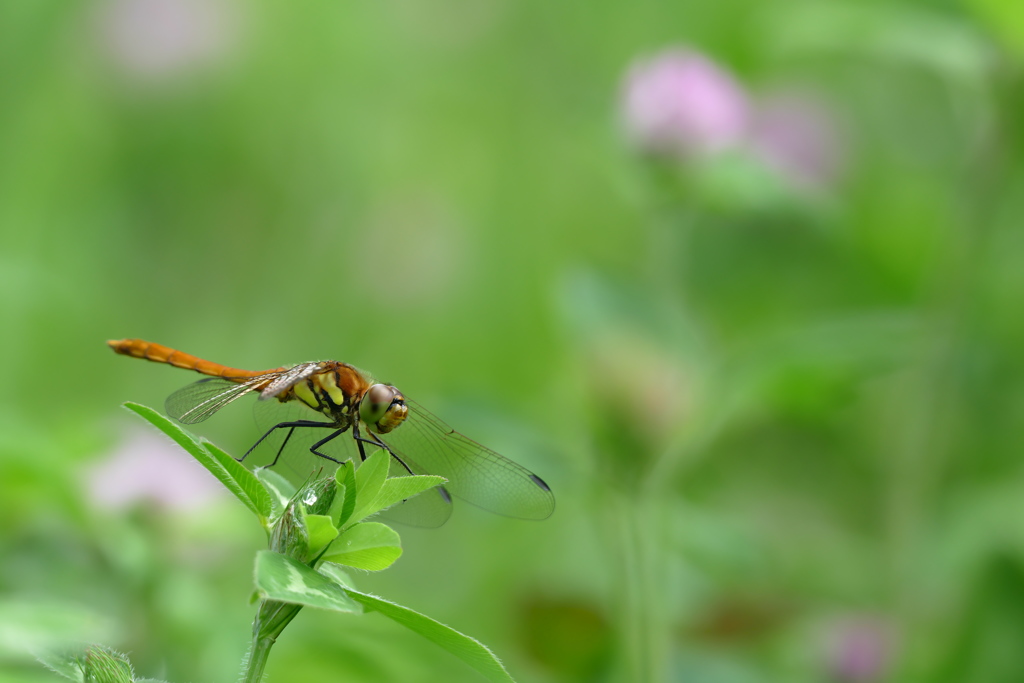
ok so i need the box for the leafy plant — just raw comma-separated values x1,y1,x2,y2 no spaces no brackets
38,403,516,683
36,645,165,683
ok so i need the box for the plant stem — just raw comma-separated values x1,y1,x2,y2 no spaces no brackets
240,600,303,683
241,636,275,683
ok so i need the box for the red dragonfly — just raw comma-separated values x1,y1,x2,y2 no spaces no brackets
108,339,554,526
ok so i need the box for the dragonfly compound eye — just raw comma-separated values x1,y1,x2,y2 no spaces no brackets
360,383,407,434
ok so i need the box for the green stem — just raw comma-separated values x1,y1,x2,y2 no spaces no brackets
240,600,304,683
241,636,275,683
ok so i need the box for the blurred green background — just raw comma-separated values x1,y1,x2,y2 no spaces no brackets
3,0,1024,681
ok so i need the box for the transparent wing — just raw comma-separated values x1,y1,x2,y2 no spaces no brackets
250,397,347,473
377,398,555,520
249,398,454,527
376,486,453,528
165,376,279,425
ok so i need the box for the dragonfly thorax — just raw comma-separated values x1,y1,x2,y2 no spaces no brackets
282,363,369,425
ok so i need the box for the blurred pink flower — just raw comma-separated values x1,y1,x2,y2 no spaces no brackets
86,427,224,511
621,48,750,158
825,616,894,682
750,93,842,190
97,0,235,82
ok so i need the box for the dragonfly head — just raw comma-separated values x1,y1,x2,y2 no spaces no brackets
360,383,408,434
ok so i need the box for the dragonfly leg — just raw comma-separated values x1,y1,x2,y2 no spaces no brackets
351,422,371,461
309,429,346,464
350,423,411,471
268,426,296,468
241,419,337,465
352,424,416,477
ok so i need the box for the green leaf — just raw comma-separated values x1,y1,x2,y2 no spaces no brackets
344,588,516,683
328,483,348,527
256,467,297,516
317,562,356,590
350,450,389,522
370,475,447,516
319,522,402,571
2,598,117,657
253,551,361,614
304,514,339,556
201,439,272,520
334,461,357,526
123,403,271,521
34,650,85,682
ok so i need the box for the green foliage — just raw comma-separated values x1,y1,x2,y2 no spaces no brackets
304,514,340,557
113,403,504,682
342,588,516,683
254,554,515,683
350,450,391,523
36,646,167,683
320,522,402,571
253,551,360,614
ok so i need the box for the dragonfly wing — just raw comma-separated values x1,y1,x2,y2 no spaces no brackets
166,376,274,425
377,399,555,520
250,397,349,484
376,485,453,528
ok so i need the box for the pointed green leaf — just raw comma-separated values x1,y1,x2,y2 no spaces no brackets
351,450,390,521
317,562,356,590
256,467,297,517
5,598,117,657
253,551,361,614
334,461,357,526
34,650,85,682
370,475,447,516
123,403,270,521
320,522,402,571
328,483,348,527
201,439,272,520
304,514,339,556
344,588,516,683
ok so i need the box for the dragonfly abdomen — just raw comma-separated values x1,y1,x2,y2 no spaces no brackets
107,339,283,381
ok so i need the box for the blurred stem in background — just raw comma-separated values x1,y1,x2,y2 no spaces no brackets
578,44,854,679
891,59,1018,678
565,187,701,682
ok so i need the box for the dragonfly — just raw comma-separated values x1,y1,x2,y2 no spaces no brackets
108,338,554,526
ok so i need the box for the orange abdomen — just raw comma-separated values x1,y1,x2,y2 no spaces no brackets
107,339,283,381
